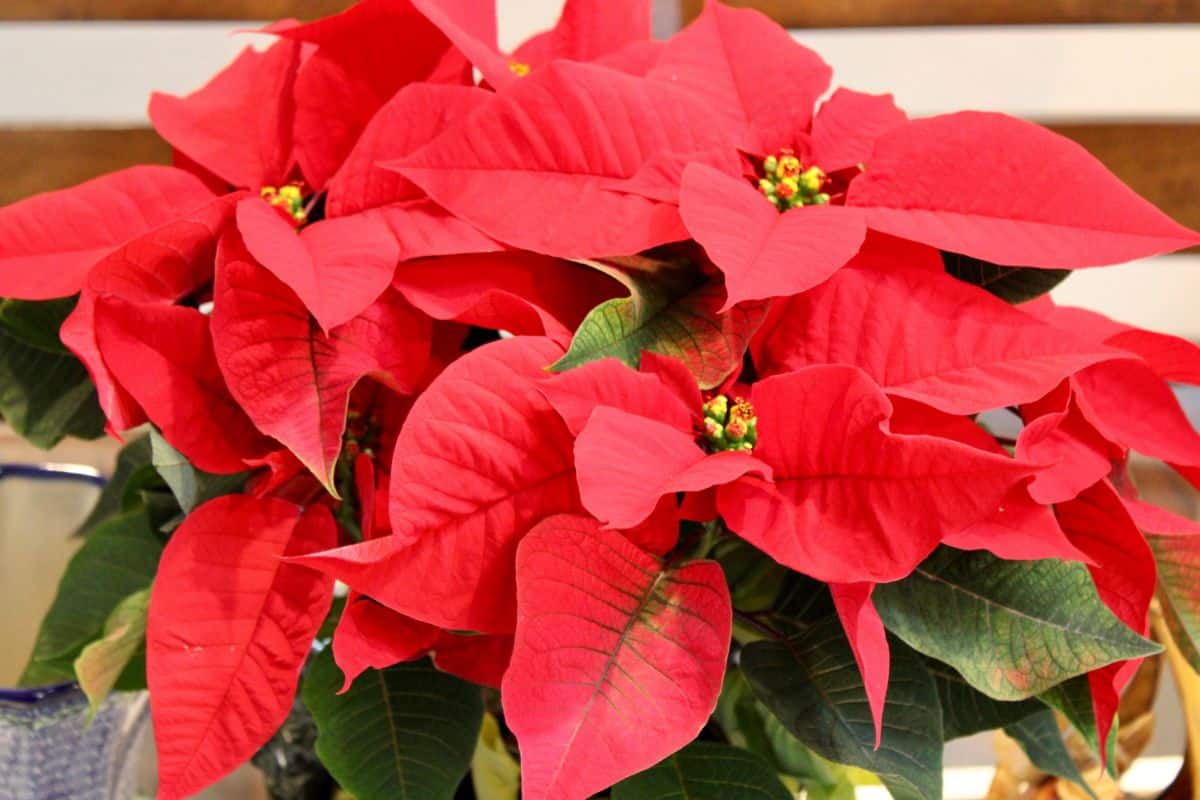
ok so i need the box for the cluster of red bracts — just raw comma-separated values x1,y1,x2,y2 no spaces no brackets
2,0,1200,798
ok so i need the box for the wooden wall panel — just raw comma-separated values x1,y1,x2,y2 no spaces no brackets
1,124,1197,242
678,0,1200,27
0,128,171,206
0,0,350,21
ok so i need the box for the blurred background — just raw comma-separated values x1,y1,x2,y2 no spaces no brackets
0,1,1197,797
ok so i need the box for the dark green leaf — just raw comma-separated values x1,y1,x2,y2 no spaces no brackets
0,299,104,448
715,670,856,800
74,435,154,536
713,538,790,613
0,296,77,352
303,649,482,800
1005,709,1094,796
549,266,765,389
150,428,247,513
742,618,943,800
611,741,792,800
942,251,1070,304
20,509,163,686
874,548,1160,700
927,658,1042,739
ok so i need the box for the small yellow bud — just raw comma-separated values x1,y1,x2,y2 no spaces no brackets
508,61,531,77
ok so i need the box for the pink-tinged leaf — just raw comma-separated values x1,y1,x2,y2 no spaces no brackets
1124,496,1200,536
752,255,1119,415
432,632,514,689
332,597,441,692
681,163,865,309
648,1,831,153
944,486,1092,564
503,514,731,800
92,298,270,473
393,61,736,256
148,496,336,800
392,251,621,344
325,83,490,217
1056,482,1157,756
1147,529,1200,672
280,0,467,188
846,112,1200,266
1018,386,1124,505
830,583,889,748
61,193,241,431
540,357,694,436
376,198,502,262
615,147,742,205
149,40,301,189
0,166,214,299
719,365,1038,584
1073,359,1200,465
575,406,769,530
292,337,581,633
810,88,907,172
236,198,399,330
212,236,431,490
549,268,768,391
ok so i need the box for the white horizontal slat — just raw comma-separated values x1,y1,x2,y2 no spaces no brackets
794,25,1200,120
1,22,1199,124
1052,255,1200,339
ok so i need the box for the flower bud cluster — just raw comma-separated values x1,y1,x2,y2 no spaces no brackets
261,184,308,226
702,395,758,452
758,151,829,210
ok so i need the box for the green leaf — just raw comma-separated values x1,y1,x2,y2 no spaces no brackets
1149,533,1200,673
716,670,856,800
20,509,163,686
1040,675,1117,771
742,617,943,800
303,648,482,800
0,296,81,352
1005,709,1094,796
472,712,520,800
73,587,150,720
74,435,154,536
549,266,765,390
713,538,790,613
0,298,104,448
149,428,248,514
927,657,1043,739
611,741,793,800
874,548,1160,700
942,251,1070,304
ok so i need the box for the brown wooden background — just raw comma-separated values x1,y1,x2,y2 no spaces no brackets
1,0,1197,242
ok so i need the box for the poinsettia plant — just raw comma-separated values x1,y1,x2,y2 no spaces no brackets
6,0,1200,797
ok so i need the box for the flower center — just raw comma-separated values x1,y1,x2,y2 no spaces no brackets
758,151,829,210
261,184,307,226
702,395,758,452
508,61,531,77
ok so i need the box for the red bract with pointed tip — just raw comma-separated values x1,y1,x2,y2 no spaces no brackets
718,365,1039,584
148,496,336,800
149,40,302,191
13,2,1200,798
0,166,214,299
211,234,431,491
503,514,731,800
293,337,582,633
